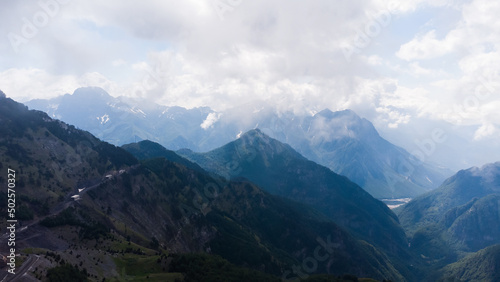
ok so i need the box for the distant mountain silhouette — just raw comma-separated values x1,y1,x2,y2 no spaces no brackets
396,162,500,272
27,87,451,199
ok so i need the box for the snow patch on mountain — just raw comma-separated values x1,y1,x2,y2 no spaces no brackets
130,108,147,117
97,114,110,124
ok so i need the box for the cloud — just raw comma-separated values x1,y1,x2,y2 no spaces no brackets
200,112,221,130
0,68,119,102
112,59,127,67
0,68,78,101
396,30,457,61
474,123,498,140
396,0,500,63
0,1,381,107
376,109,411,129
2,0,500,170
0,0,499,135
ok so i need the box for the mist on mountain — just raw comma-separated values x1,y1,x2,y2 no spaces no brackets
26,87,452,199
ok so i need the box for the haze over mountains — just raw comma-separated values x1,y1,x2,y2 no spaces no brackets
397,162,500,257
27,87,452,199
4,0,500,280
1,92,407,281
394,162,500,281
2,89,500,281
152,130,409,257
124,132,500,281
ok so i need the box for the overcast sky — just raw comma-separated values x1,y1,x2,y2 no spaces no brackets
1,0,500,145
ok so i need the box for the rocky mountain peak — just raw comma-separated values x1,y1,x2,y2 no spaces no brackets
316,108,359,120
70,87,113,103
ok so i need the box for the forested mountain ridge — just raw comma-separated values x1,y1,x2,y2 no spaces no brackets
177,129,409,257
395,162,500,279
0,93,404,281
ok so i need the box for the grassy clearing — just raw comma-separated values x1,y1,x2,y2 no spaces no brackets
111,253,183,281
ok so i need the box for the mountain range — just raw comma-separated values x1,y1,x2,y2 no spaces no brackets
25,87,213,148
395,161,500,278
1,91,407,281
26,87,452,199
397,162,500,234
173,129,409,257
437,244,500,282
126,131,500,281
2,89,500,281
